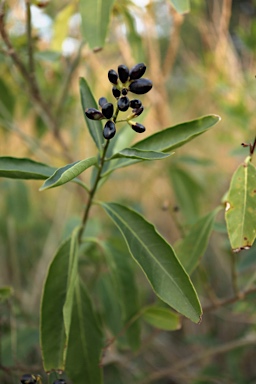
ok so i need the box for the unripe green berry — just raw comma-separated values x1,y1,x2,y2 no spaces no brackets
85,108,104,120
108,69,119,85
118,64,129,83
129,63,146,80
129,78,153,95
102,103,114,119
103,121,116,139
117,96,130,111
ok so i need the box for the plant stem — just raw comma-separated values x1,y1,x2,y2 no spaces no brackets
25,1,35,78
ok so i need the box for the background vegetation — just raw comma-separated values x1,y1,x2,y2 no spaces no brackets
0,0,256,383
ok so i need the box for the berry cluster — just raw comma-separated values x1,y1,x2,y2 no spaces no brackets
85,63,153,140
20,374,65,384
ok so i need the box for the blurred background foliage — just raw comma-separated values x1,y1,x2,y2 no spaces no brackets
0,0,256,383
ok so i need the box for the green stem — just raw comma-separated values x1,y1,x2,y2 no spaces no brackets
25,1,34,77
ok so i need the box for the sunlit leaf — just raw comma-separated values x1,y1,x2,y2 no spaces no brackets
51,3,76,51
40,157,97,191
66,280,103,384
80,77,104,151
109,148,171,161
79,0,115,49
101,202,202,323
104,115,220,174
175,207,221,274
142,306,181,331
169,0,190,14
0,157,56,180
225,159,256,252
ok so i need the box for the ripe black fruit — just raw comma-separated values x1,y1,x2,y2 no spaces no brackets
130,122,146,133
118,64,129,83
129,99,142,109
117,96,130,111
112,87,121,99
108,69,118,84
103,121,116,139
129,63,146,80
98,97,108,107
20,374,37,384
85,108,104,120
133,106,144,117
129,78,153,94
102,103,114,119
53,380,66,384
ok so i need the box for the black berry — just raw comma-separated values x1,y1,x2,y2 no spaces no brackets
85,108,104,120
20,374,37,384
53,380,66,384
98,97,108,108
112,87,121,99
108,69,119,85
118,64,129,83
129,63,146,80
121,88,128,96
102,102,114,119
118,96,130,112
129,78,153,94
129,99,142,109
132,106,144,117
103,121,116,139
129,121,146,133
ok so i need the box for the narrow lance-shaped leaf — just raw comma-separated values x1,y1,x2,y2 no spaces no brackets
0,157,56,180
80,77,104,151
225,159,256,252
66,280,103,384
175,207,221,274
40,157,97,191
109,148,172,161
101,202,202,323
79,0,115,49
142,306,181,331
40,238,71,371
103,115,221,175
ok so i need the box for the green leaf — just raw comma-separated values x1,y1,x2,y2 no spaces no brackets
51,3,76,51
169,0,190,14
142,306,181,331
40,157,97,191
104,240,141,351
109,148,171,161
0,157,56,180
101,202,202,323
40,238,71,371
175,208,221,274
104,115,220,174
169,165,203,223
66,280,103,384
0,286,13,302
225,159,256,252
79,0,115,49
80,77,104,151
0,79,15,118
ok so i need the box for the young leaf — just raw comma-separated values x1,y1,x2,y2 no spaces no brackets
109,148,172,161
175,207,221,274
80,77,104,151
39,157,97,191
66,280,103,384
225,159,256,252
0,157,56,180
40,238,71,371
51,3,76,51
169,0,190,14
142,306,181,331
79,0,115,49
100,202,202,323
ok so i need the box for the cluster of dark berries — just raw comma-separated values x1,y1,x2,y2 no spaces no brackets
20,374,65,384
85,63,153,140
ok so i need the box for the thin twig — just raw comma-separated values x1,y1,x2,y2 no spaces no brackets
25,0,35,77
